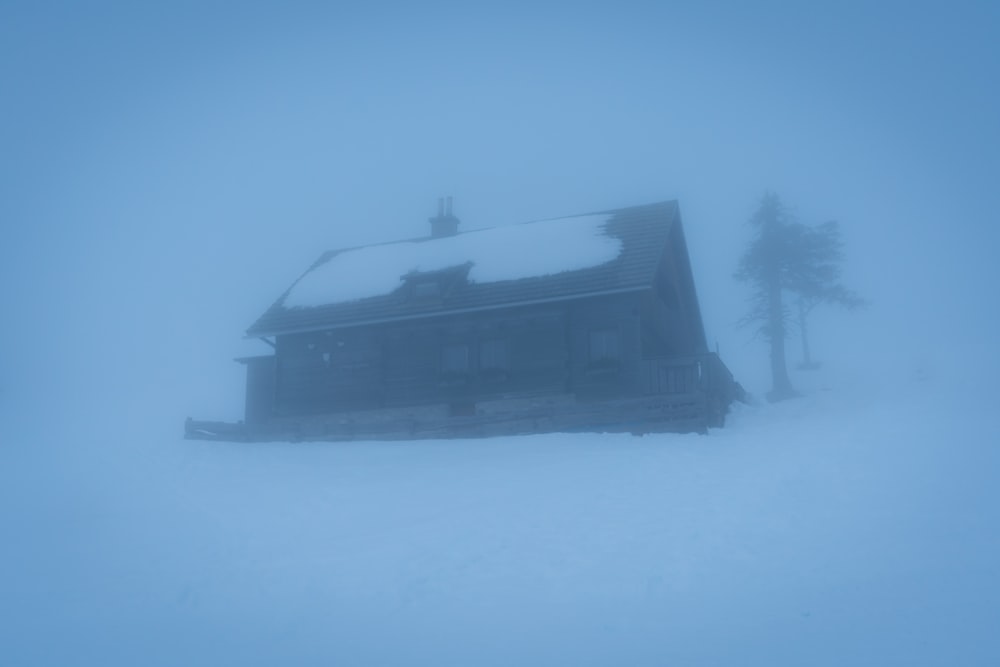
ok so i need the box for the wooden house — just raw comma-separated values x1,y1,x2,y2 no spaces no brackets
185,200,740,442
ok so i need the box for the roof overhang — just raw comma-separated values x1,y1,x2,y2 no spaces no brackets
245,285,651,339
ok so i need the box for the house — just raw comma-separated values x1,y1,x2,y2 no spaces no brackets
185,199,740,442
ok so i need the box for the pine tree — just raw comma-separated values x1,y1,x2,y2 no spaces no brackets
735,193,863,400
735,192,797,400
788,220,866,369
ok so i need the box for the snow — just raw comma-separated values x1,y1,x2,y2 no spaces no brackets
283,214,622,308
3,366,999,666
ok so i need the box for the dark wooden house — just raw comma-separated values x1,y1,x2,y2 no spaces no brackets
186,200,740,442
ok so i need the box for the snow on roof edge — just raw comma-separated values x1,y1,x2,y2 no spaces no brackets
282,213,623,309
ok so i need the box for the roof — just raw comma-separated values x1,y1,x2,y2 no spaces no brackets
246,200,680,337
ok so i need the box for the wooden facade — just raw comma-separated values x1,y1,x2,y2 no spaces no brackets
186,201,740,442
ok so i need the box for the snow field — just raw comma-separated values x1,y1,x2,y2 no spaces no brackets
1,367,998,665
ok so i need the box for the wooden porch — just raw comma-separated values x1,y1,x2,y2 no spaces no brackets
184,353,741,443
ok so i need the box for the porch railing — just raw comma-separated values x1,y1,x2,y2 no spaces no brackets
642,353,737,400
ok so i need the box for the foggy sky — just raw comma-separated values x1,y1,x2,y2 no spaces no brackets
2,1,998,422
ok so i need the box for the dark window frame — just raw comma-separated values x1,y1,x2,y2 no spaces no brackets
588,327,622,375
411,280,443,299
479,338,510,382
440,342,471,385
589,328,621,362
442,343,470,373
401,262,473,303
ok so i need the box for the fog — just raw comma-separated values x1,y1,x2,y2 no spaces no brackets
2,2,998,664
5,3,999,416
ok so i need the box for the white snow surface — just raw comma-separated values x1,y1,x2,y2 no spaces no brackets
3,367,999,666
283,214,621,308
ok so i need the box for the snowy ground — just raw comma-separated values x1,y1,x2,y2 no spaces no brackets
2,365,998,666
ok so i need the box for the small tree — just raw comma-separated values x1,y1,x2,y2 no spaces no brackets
789,221,865,369
735,193,863,400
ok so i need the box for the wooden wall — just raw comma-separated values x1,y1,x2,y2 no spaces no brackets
243,355,276,423
274,328,382,414
273,302,575,416
268,288,702,417
565,292,643,400
665,219,709,353
380,305,569,408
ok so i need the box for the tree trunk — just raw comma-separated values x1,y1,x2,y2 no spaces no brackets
767,278,795,401
799,299,812,367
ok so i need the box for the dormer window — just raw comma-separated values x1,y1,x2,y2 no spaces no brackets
401,262,472,303
412,281,442,299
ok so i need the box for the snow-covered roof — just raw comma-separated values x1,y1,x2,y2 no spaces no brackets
284,214,621,308
247,201,681,337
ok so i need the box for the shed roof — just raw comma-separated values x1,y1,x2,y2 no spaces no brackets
246,200,680,337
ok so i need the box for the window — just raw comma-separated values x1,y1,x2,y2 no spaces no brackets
442,343,470,374
412,281,442,299
589,328,620,363
479,339,509,372
402,263,472,302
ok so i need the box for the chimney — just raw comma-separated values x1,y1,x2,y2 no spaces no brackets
429,196,460,237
